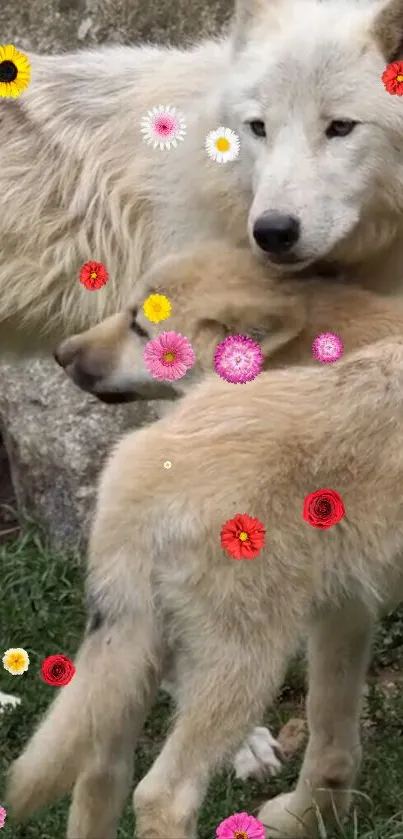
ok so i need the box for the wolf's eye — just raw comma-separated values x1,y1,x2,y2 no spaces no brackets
248,120,266,138
326,120,358,139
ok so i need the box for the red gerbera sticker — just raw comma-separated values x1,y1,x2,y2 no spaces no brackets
382,61,403,96
220,513,266,559
79,261,109,290
41,654,75,686
303,488,345,530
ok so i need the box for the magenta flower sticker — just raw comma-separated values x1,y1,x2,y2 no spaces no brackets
312,331,343,364
214,335,264,383
0,805,6,828
140,105,187,150
216,812,265,839
143,331,195,381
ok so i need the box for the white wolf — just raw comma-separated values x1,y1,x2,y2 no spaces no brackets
2,0,403,356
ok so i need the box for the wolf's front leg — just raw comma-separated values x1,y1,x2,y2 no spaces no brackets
259,599,373,838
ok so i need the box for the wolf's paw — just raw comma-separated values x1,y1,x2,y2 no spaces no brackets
232,726,283,781
258,792,316,838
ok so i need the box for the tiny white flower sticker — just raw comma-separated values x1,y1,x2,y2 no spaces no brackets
205,126,240,163
164,461,172,470
141,105,187,150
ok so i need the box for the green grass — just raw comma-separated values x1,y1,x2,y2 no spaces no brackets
1,528,403,837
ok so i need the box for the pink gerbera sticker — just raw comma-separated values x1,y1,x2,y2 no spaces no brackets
214,335,264,383
216,812,265,839
312,331,344,364
140,104,187,150
0,805,7,829
143,331,195,381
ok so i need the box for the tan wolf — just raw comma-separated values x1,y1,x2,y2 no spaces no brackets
7,333,403,839
9,242,403,838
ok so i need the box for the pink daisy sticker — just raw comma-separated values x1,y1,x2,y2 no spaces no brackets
140,105,187,150
143,331,195,381
216,812,265,839
0,805,6,828
214,335,264,383
312,331,344,364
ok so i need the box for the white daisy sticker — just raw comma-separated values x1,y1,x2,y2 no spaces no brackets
205,126,240,163
163,460,172,470
141,105,187,150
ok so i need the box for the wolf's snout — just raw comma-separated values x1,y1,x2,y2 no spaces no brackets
53,339,83,370
53,340,101,391
253,212,300,256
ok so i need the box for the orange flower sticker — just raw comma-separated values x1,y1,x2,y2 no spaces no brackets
382,61,403,96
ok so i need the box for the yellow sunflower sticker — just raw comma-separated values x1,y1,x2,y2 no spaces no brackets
0,45,31,98
143,293,171,323
2,647,30,675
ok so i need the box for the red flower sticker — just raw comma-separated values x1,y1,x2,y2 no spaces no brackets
79,261,109,290
382,61,403,96
303,488,345,530
41,654,75,686
220,513,266,559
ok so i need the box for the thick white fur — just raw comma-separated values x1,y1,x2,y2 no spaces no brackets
7,333,403,839
3,0,403,357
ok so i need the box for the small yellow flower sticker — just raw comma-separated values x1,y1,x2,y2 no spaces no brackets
143,294,171,323
0,45,31,98
164,460,172,469
2,647,30,675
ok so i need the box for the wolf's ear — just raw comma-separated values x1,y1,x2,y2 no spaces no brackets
231,0,281,50
372,0,403,62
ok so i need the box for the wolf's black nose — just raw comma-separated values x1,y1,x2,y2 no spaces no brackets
253,213,300,255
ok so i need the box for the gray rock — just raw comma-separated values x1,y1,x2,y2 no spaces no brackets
0,360,159,552
1,0,233,54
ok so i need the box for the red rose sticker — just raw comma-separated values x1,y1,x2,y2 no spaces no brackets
303,488,345,530
382,60,403,96
220,513,266,559
41,654,75,686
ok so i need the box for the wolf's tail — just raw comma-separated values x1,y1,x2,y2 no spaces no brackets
7,606,161,822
